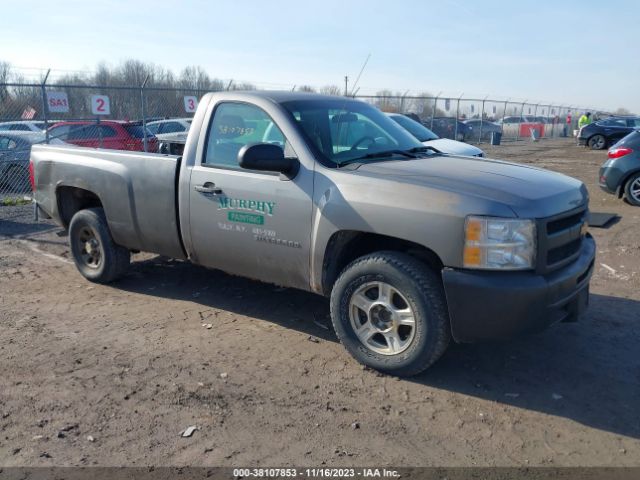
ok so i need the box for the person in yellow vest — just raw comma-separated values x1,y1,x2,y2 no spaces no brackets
578,112,592,129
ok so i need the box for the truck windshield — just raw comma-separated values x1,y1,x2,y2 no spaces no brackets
281,98,427,167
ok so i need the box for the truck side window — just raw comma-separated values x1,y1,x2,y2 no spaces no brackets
204,103,288,169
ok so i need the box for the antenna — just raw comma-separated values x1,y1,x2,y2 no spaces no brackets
349,53,371,97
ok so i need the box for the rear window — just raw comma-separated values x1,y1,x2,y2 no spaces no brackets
614,130,640,147
124,125,153,138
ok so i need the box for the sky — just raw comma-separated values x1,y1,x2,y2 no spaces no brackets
2,0,638,112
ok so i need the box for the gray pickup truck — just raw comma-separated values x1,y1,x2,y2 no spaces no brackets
31,91,595,376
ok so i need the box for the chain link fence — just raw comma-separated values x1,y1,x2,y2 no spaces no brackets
0,80,609,202
356,94,608,143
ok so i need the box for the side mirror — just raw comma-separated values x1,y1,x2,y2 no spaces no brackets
238,143,299,178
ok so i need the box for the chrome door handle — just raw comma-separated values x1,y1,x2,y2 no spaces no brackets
194,182,222,195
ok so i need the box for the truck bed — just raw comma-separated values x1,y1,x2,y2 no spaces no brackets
31,145,186,260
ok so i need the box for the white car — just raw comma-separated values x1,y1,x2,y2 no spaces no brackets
146,118,192,136
386,113,484,157
0,121,47,133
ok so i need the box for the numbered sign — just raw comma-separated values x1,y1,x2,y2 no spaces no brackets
91,95,111,115
47,92,69,113
184,96,198,113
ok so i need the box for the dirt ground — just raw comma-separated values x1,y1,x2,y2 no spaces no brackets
0,138,639,468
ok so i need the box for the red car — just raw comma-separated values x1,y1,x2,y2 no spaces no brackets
48,121,158,152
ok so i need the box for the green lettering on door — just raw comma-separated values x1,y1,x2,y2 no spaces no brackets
228,211,264,225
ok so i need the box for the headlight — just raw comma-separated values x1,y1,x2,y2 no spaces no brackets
463,216,536,270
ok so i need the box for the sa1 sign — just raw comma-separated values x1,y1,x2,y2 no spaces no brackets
184,96,198,113
91,95,111,115
47,92,69,113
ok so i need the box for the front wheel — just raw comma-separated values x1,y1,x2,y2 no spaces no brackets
69,208,130,283
623,172,640,206
330,251,450,376
588,134,607,150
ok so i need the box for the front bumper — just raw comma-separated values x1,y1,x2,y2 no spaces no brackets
442,234,595,343
577,137,588,146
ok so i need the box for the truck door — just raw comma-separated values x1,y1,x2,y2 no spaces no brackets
188,102,313,290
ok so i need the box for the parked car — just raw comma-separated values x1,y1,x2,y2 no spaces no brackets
386,113,484,156
146,118,192,136
157,131,189,155
0,121,47,133
496,116,545,139
428,117,471,141
48,121,158,152
599,129,640,205
463,119,501,142
32,91,594,376
578,116,640,150
0,132,64,191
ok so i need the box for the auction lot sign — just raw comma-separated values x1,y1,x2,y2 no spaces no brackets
46,91,69,113
91,94,111,115
184,95,198,113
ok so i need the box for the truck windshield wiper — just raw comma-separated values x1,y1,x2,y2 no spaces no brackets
336,149,419,167
359,149,418,159
407,146,441,154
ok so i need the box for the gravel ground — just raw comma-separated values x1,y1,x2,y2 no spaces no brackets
0,138,639,467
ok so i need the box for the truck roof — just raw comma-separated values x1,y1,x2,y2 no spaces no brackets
205,90,347,104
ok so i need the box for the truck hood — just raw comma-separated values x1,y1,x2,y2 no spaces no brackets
355,155,588,218
424,138,484,157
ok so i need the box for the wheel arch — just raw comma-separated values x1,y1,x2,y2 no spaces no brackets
618,168,640,199
56,186,104,229
321,230,444,296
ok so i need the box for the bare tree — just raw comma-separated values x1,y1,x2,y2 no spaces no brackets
0,61,11,104
297,85,316,93
320,85,341,96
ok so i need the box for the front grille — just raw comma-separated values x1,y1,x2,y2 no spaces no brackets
537,206,587,274
547,211,584,235
547,238,582,265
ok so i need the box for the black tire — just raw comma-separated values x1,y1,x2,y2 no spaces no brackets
623,172,640,206
588,134,607,150
69,208,130,283
330,251,450,377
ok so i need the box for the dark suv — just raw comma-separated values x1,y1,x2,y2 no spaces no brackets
578,116,640,150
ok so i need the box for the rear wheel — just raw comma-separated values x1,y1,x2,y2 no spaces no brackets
623,172,640,206
588,134,607,150
69,208,130,283
330,251,450,377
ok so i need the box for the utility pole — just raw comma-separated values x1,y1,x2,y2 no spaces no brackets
344,76,348,97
